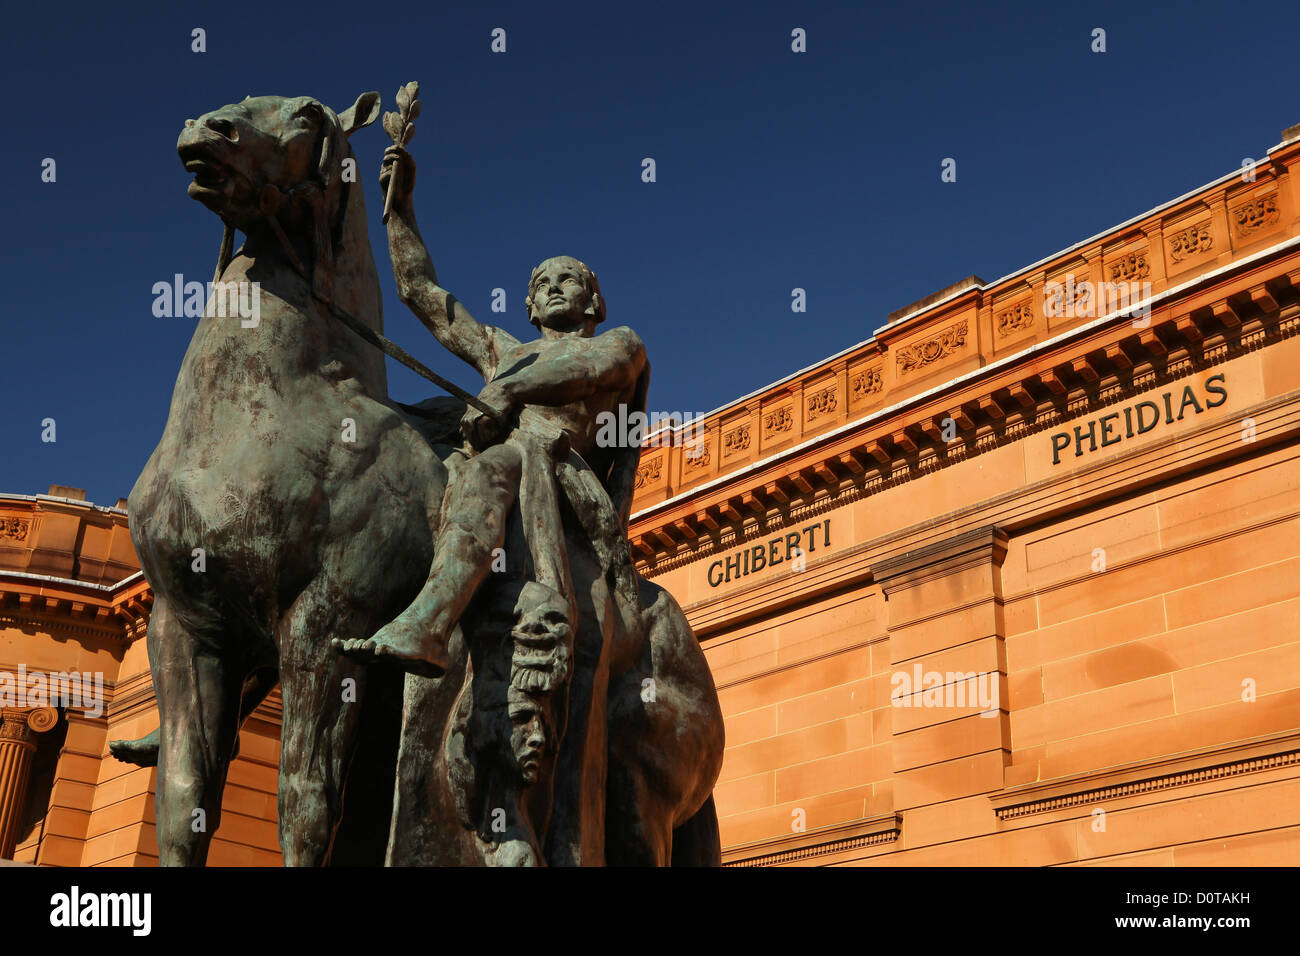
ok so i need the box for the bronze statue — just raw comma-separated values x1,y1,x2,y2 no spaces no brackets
113,91,454,866
112,87,724,867
333,142,645,680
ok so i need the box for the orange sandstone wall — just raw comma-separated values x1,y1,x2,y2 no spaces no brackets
650,350,1300,865
0,493,283,867
629,140,1300,864
8,126,1300,869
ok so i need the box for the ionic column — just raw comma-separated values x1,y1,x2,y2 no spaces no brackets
0,708,58,859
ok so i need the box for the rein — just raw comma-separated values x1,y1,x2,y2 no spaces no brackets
213,176,500,423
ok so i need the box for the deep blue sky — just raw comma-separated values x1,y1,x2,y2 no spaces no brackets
3,0,1298,506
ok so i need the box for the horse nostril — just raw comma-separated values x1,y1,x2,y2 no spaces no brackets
185,119,196,128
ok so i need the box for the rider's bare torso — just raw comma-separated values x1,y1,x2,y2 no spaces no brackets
490,328,644,477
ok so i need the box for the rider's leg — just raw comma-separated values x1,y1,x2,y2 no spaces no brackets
334,442,522,675
513,432,579,635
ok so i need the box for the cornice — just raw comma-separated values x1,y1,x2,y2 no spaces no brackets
0,572,151,643
629,137,1300,509
633,290,1300,573
991,731,1300,821
722,813,902,867
630,229,1300,541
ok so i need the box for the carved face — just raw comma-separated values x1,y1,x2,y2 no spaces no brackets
506,687,551,784
513,591,571,643
526,256,601,333
176,93,379,229
510,582,571,694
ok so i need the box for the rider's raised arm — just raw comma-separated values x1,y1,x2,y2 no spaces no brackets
383,147,519,382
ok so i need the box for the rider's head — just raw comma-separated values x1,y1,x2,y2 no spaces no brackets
525,256,605,334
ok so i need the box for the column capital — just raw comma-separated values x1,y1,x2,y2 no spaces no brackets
0,708,59,747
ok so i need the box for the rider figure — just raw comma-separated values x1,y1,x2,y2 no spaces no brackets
333,144,649,677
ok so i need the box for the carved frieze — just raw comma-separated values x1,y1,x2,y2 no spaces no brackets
895,320,968,375
0,517,29,541
997,302,1034,337
683,440,711,471
1167,221,1213,261
1232,196,1279,236
1071,279,1092,313
764,406,793,436
851,367,883,399
806,386,838,422
634,455,662,490
722,424,751,456
1109,252,1150,282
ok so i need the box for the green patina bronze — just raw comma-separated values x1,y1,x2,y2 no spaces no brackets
111,87,724,867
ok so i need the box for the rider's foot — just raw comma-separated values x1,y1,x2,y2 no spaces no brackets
332,613,452,678
109,728,161,767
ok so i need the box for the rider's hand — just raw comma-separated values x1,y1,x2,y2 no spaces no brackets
379,145,416,212
461,381,514,451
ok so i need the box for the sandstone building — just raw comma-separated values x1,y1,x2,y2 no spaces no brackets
3,121,1300,866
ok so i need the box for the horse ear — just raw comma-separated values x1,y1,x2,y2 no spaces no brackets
339,92,382,136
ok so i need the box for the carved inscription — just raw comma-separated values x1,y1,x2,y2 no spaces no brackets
706,519,832,588
1049,374,1227,465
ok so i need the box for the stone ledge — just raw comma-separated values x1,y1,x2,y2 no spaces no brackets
722,813,901,867
872,524,1008,595
991,730,1300,821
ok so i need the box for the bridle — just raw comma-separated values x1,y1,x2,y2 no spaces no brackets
209,147,500,422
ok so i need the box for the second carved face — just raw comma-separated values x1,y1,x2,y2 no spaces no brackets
507,686,551,784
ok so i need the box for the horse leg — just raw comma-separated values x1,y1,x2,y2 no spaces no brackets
149,596,243,866
111,666,278,767
328,663,403,866
276,596,368,866
605,581,725,866
604,744,674,865
671,794,722,866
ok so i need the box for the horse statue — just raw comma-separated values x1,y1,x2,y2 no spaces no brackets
111,91,724,866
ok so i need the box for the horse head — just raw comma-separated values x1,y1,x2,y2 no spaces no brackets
176,91,387,386
178,92,379,310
